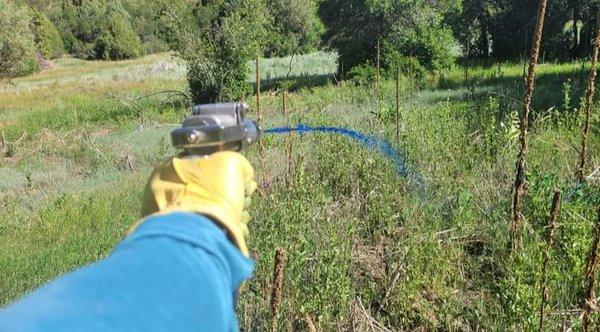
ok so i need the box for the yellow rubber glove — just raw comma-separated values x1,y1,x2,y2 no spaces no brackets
138,151,257,257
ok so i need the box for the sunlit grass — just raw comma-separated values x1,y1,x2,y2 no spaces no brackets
0,52,598,330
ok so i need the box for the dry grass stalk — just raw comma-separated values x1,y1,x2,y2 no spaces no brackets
539,190,561,331
270,247,286,332
305,313,316,332
282,92,293,182
256,57,264,167
350,296,392,332
511,0,548,251
0,131,5,156
118,154,136,172
578,10,600,182
583,207,600,331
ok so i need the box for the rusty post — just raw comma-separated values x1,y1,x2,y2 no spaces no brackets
578,10,600,182
539,190,561,331
270,248,286,332
583,207,600,331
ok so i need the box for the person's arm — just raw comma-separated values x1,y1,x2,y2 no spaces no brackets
1,152,258,331
0,212,253,331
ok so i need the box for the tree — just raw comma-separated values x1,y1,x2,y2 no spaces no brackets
0,0,39,79
447,0,494,58
453,0,600,61
265,0,324,57
29,7,64,59
121,0,169,54
158,0,271,103
59,0,142,60
319,0,461,75
96,2,143,60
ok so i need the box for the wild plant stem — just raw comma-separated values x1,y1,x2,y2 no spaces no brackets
511,0,548,252
578,10,600,182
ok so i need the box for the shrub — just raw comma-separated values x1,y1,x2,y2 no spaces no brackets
382,53,426,79
319,0,459,75
122,1,169,54
158,0,271,103
96,3,142,60
384,25,457,71
29,8,64,59
265,0,323,57
61,0,142,60
347,63,377,86
0,0,39,79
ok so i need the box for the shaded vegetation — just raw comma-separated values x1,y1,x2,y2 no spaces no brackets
30,7,64,59
58,0,142,60
157,0,271,103
0,0,38,78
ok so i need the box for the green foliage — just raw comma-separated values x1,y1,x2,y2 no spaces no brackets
319,0,459,75
29,7,64,59
60,0,142,60
2,50,600,329
347,62,377,86
97,3,143,60
385,24,457,71
451,0,600,60
158,0,271,103
121,0,170,54
382,54,426,79
0,0,38,79
265,0,324,57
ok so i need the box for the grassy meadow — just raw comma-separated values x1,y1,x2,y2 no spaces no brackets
1,52,599,330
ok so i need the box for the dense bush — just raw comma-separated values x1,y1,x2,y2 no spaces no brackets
60,0,142,60
0,0,38,79
122,1,169,54
96,3,143,60
346,62,377,86
383,25,457,71
30,8,64,59
382,53,426,79
319,0,460,75
265,0,323,57
158,0,271,103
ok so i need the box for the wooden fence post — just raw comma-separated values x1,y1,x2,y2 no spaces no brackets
539,190,561,331
270,248,286,332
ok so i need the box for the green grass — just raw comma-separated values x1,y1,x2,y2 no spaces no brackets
1,52,599,330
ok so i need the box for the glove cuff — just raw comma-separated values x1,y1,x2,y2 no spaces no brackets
131,202,249,257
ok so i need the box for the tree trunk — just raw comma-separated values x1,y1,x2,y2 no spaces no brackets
479,1,491,57
572,2,581,58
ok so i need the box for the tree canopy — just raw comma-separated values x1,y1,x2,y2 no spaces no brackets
319,0,461,74
158,0,271,103
0,0,39,79
2,0,600,83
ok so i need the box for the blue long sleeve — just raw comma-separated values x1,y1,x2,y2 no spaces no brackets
0,212,254,331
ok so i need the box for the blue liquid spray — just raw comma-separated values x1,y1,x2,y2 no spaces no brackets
264,124,423,188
